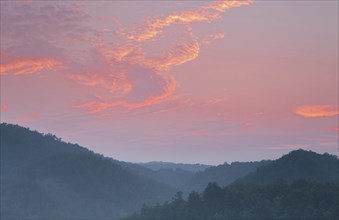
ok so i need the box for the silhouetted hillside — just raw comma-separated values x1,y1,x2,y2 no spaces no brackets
238,149,338,184
183,160,269,193
0,123,175,219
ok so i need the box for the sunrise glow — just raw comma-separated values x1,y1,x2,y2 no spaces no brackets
1,0,338,164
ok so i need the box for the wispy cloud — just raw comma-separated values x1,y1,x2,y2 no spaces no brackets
75,76,177,113
155,40,201,71
124,0,253,42
1,0,254,115
203,33,225,45
0,58,63,76
295,105,339,118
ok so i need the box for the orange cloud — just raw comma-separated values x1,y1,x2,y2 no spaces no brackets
126,0,254,42
203,33,225,45
204,0,254,12
295,105,339,118
1,104,9,112
76,76,177,113
0,58,63,76
67,72,132,95
111,45,134,61
144,40,201,72
67,73,105,87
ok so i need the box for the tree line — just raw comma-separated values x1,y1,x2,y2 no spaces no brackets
126,179,338,220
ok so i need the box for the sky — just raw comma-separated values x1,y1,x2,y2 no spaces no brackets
1,0,338,165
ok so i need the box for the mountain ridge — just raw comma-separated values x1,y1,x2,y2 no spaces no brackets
237,149,338,184
0,123,176,219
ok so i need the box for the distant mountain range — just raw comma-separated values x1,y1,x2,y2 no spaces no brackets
113,159,196,189
1,123,338,219
139,161,211,172
182,160,270,193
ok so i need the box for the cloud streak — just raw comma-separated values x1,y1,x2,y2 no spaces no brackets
295,105,339,118
125,0,254,42
144,39,201,72
0,58,63,76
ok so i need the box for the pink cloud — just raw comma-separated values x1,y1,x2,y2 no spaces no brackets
1,104,9,112
17,112,40,123
327,127,339,132
318,142,338,147
192,130,209,136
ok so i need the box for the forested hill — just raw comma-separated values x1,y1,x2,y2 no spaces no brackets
183,160,270,193
127,180,339,220
126,150,339,220
0,123,175,219
237,149,338,184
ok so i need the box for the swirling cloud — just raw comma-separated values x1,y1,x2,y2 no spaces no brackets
1,0,254,115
